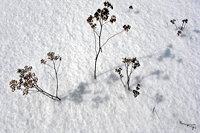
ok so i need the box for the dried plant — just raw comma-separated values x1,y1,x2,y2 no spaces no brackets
9,66,61,101
41,52,62,99
129,5,133,9
87,1,131,79
170,19,188,36
179,120,196,130
115,57,141,97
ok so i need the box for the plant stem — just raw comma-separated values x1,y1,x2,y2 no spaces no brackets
35,85,61,101
125,63,131,91
172,21,178,30
94,20,103,79
94,48,101,79
93,29,98,55
120,77,126,89
181,22,184,30
52,60,59,97
101,30,124,48
179,121,196,130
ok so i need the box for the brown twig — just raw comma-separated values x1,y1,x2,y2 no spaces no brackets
179,120,196,130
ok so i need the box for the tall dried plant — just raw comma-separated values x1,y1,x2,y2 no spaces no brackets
87,1,131,79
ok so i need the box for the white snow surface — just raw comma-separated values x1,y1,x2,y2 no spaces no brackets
0,0,200,133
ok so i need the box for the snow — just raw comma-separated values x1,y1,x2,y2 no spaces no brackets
0,0,200,133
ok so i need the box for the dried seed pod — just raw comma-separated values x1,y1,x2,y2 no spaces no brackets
110,15,116,23
41,59,47,64
182,19,188,23
129,5,133,9
177,30,182,36
170,19,176,24
133,90,140,97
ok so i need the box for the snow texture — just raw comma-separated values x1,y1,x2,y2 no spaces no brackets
0,0,200,133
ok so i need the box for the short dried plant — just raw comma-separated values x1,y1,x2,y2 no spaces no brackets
179,120,196,130
115,57,141,97
170,19,188,36
41,52,62,99
87,1,131,79
9,52,62,101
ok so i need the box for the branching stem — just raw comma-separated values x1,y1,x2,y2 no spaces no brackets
52,60,59,97
35,85,61,101
179,121,196,130
94,20,103,79
101,30,124,48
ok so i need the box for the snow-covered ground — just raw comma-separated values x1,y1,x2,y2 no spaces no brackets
0,0,200,132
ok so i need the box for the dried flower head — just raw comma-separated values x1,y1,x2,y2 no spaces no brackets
87,15,96,29
177,30,182,36
23,88,28,95
122,57,134,63
122,57,140,69
47,52,61,61
9,80,18,92
9,66,38,95
136,84,140,90
182,19,188,23
87,15,93,24
123,25,131,31
170,19,176,24
133,89,140,97
87,1,116,29
101,8,109,21
104,1,113,9
41,59,47,64
110,15,116,23
129,5,133,9
115,68,123,78
47,52,55,60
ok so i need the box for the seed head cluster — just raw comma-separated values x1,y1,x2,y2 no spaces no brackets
170,19,188,36
123,25,131,32
87,1,116,29
41,52,61,64
115,57,141,97
122,57,140,69
9,66,38,95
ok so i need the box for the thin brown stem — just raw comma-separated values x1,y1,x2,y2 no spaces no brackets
35,85,61,101
57,60,61,72
94,20,103,79
53,60,58,97
181,22,185,30
103,21,110,26
120,77,126,89
93,29,98,55
125,63,131,91
99,20,103,52
46,63,54,69
179,121,196,130
52,60,59,97
101,30,124,48
174,23,178,30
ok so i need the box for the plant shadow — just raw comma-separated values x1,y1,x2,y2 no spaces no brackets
141,44,183,63
130,69,170,88
193,29,200,34
62,82,91,104
92,95,110,108
157,46,175,61
106,73,119,84
154,93,164,104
